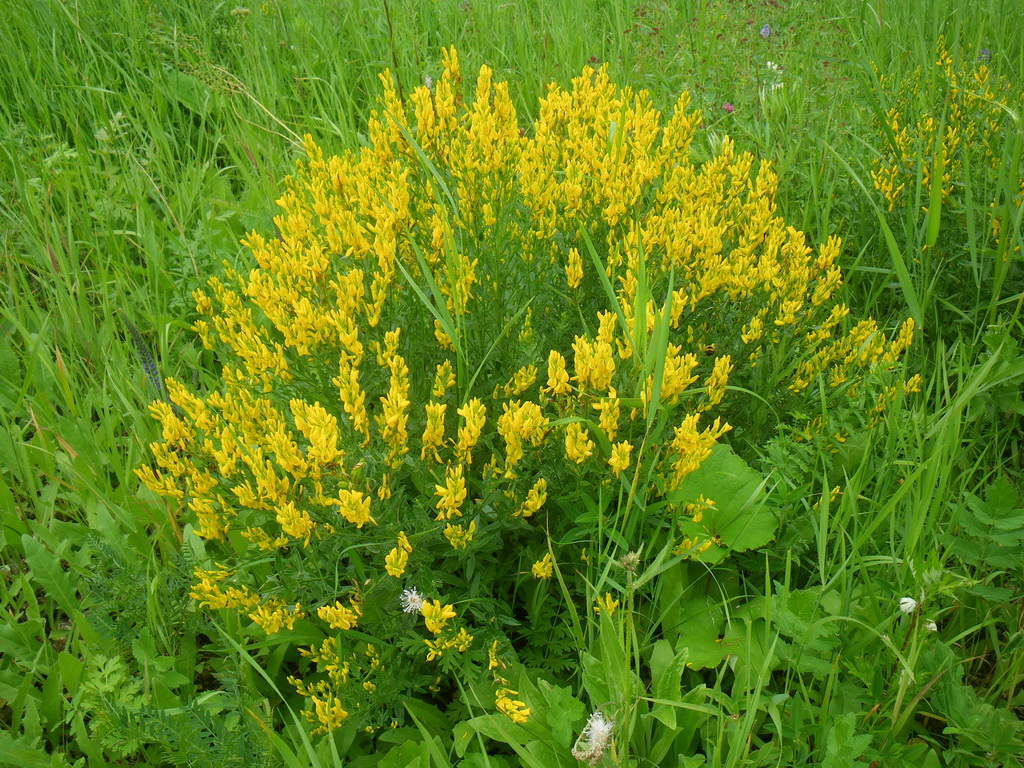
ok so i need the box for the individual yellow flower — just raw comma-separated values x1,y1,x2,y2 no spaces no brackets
594,592,619,617
420,599,457,635
532,553,554,579
608,441,633,475
424,637,446,662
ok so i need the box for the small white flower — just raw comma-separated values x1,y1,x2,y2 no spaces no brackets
899,597,918,614
572,710,614,766
400,588,424,614
924,620,938,632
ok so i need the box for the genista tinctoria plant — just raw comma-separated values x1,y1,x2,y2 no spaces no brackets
138,48,915,736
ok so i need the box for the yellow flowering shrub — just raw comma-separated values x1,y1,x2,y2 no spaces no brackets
138,48,913,735
872,38,1024,228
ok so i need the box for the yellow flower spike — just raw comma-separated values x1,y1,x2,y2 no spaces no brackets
308,693,348,734
488,640,502,671
434,463,468,520
335,489,375,528
456,398,486,463
384,546,409,578
443,521,476,550
667,413,731,488
564,422,595,464
703,356,732,409
334,361,369,443
432,360,456,398
501,365,538,397
565,247,584,289
496,400,547,472
275,501,315,547
420,401,447,462
250,598,304,635
659,346,699,405
592,389,621,443
448,626,474,652
495,688,530,724
420,600,457,635
608,441,633,475
515,477,548,518
318,600,361,630
544,350,572,396
531,553,554,579
290,400,343,466
377,352,411,464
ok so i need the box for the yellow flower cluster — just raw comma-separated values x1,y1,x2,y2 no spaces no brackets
419,600,474,662
531,553,554,579
495,686,531,724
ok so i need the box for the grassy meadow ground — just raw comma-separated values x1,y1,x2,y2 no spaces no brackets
1,0,1023,766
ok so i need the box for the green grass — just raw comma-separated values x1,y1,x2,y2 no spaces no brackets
1,0,1023,765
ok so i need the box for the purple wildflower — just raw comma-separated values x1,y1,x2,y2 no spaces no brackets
978,48,990,62
722,102,734,114
760,23,771,39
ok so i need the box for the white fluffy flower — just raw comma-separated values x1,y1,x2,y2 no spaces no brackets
571,710,614,766
898,597,918,614
924,619,938,632
400,588,424,614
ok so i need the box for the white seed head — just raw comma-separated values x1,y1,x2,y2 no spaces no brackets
400,588,424,614
572,710,614,766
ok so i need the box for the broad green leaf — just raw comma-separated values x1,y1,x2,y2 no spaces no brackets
378,741,425,768
456,715,552,768
671,445,778,563
534,680,585,747
649,639,688,728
